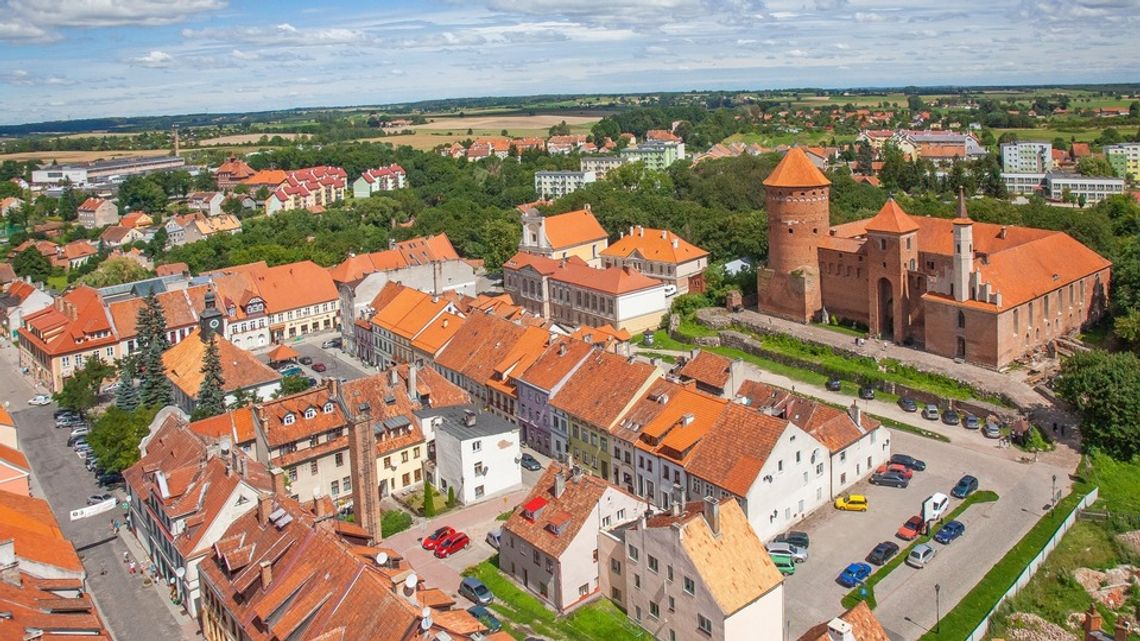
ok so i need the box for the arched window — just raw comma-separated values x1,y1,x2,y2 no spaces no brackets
957,311,966,329
283,413,295,425
304,408,316,419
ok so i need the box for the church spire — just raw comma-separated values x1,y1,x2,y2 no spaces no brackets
956,185,969,220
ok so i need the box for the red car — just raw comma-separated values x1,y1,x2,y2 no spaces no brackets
875,463,914,479
422,526,455,551
897,515,924,541
434,532,470,558
312,362,327,372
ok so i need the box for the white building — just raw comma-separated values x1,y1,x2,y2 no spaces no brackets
425,406,521,505
500,464,648,611
1001,172,1047,196
600,498,785,641
1000,142,1053,174
1044,172,1126,204
31,166,88,185
580,156,627,180
535,170,596,199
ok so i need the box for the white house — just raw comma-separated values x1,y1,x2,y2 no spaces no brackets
1,281,53,340
424,406,521,505
187,191,225,217
352,165,407,198
534,170,596,199
500,463,648,612
600,498,785,641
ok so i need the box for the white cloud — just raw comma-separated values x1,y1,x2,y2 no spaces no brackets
834,42,849,49
0,18,56,42
181,23,367,47
230,48,259,61
0,0,227,42
1,69,75,86
130,50,173,67
854,12,885,22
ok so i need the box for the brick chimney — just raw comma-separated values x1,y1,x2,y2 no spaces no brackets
1084,605,1103,639
259,560,272,588
348,402,382,544
703,496,720,536
1114,621,1130,641
270,467,287,496
554,471,566,499
257,495,273,525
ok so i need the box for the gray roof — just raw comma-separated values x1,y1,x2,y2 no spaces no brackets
416,405,518,440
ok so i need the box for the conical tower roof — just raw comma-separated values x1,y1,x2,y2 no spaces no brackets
763,147,831,188
864,198,919,234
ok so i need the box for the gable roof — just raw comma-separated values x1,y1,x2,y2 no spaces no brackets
328,234,460,284
600,226,709,264
0,492,83,573
255,382,346,448
504,464,619,559
738,381,880,453
863,199,919,234
434,313,532,385
516,338,594,392
548,350,658,429
542,209,608,249
188,406,258,446
676,350,734,391
796,602,891,641
504,252,662,296
163,330,280,398
685,404,790,496
763,147,831,188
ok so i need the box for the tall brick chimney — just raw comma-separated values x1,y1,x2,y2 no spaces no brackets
348,401,382,544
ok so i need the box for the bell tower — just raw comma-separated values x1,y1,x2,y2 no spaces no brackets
757,148,831,322
199,289,224,341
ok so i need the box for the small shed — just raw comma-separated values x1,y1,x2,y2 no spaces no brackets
266,344,299,364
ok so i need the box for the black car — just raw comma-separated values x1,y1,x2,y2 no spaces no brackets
826,377,842,392
951,475,979,498
775,530,810,549
889,453,927,471
941,409,961,426
858,385,876,400
519,453,542,471
869,472,909,488
98,471,124,486
299,356,313,365
898,397,918,412
867,541,900,566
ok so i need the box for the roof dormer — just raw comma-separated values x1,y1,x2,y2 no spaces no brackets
323,402,334,414
303,407,317,420
283,413,295,425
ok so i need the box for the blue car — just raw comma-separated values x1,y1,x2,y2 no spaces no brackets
934,520,966,544
467,605,501,632
837,562,872,588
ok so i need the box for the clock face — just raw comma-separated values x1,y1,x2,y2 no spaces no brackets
208,318,221,329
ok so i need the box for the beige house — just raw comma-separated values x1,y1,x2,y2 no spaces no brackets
77,197,119,229
601,226,710,295
519,207,609,267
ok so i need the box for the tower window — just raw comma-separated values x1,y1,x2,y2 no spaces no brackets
957,311,966,329
879,238,887,251
788,228,794,234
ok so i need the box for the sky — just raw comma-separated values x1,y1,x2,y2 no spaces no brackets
0,0,1138,125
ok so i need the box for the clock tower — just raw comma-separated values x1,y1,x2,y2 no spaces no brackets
199,289,225,341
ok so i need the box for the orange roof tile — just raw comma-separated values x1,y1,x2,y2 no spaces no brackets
763,147,830,188
505,252,662,296
517,338,594,392
863,199,919,234
676,350,734,391
188,406,257,446
685,404,789,496
601,226,709,264
163,330,280,398
0,492,83,573
255,382,346,448
796,601,891,641
548,350,658,429
434,313,531,386
504,463,626,559
410,312,465,356
542,209,608,250
240,169,287,186
0,442,30,472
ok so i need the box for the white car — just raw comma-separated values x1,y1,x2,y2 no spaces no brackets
765,541,808,563
29,394,51,406
906,543,937,569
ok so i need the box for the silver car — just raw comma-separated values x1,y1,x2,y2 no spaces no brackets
765,541,808,563
906,543,937,568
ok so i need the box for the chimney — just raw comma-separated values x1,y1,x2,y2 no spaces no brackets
703,496,720,536
270,468,287,496
848,402,862,426
660,229,667,239
389,368,399,386
408,364,417,399
559,342,568,356
463,410,477,427
826,618,856,641
672,239,679,248
1114,621,1130,641
1084,605,1103,636
257,495,273,525
259,560,272,588
999,225,1008,239
554,471,566,498
584,203,591,213
0,540,18,587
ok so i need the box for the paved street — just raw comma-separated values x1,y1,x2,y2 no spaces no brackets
0,341,193,641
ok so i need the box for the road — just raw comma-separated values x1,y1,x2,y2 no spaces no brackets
0,341,194,641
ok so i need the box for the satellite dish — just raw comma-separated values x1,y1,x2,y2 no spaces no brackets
375,552,388,566
404,573,417,590
312,487,321,499
421,607,431,618
175,567,186,578
421,615,433,631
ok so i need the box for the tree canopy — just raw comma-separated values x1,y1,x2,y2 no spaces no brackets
1054,350,1140,461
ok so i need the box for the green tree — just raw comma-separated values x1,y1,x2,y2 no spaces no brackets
12,247,51,283
119,176,168,214
1054,350,1140,460
54,354,114,414
115,356,140,411
77,257,151,287
446,486,457,508
88,405,160,473
854,142,874,175
192,337,226,420
1077,156,1117,178
1097,127,1122,146
136,293,172,407
275,374,311,398
1130,101,1139,118
422,480,437,517
548,120,571,136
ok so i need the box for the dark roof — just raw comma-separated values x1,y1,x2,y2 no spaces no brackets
417,405,518,440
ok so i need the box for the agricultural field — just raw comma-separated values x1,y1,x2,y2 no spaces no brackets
416,114,599,131
195,132,306,146
0,148,172,163
992,126,1129,143
723,130,855,147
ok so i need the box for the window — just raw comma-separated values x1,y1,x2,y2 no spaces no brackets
283,413,295,425
546,557,554,572
634,574,641,589
879,238,886,251
472,440,482,452
611,559,621,575
323,402,334,414
628,545,639,562
343,476,351,492
413,446,420,459
668,595,675,612
958,311,966,329
698,614,712,635
475,485,485,498
649,602,660,619
335,452,344,467
304,408,316,419
648,555,658,573
683,576,695,595
309,461,318,475
331,480,339,495
309,436,319,447
777,459,783,472
667,565,673,582
287,467,297,481
602,515,611,527
401,451,409,463
617,508,626,520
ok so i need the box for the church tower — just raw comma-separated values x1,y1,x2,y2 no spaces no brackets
757,148,831,322
951,187,974,302
199,289,224,341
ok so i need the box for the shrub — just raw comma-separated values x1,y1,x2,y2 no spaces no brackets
423,481,437,517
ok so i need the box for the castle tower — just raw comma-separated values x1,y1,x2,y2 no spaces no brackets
757,148,831,322
951,187,973,302
863,199,919,341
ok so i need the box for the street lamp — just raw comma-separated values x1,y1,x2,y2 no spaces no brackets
1052,474,1057,511
935,583,941,633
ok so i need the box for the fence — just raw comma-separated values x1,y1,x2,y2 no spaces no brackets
962,486,1099,641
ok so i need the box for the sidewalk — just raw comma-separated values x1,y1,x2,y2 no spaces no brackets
117,528,202,638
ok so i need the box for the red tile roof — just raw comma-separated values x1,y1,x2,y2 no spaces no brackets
163,330,280,398
763,147,831,188
685,404,790,496
796,602,891,641
541,209,608,250
505,464,621,559
863,199,919,234
0,492,84,573
255,381,346,448
601,226,709,264
548,350,658,429
505,252,662,296
676,350,734,391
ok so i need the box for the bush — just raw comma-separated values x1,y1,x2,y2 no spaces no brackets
447,486,457,508
423,481,437,517
381,510,413,537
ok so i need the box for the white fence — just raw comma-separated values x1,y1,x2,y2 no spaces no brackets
963,486,1099,641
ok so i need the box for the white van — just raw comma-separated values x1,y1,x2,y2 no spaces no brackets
923,492,950,522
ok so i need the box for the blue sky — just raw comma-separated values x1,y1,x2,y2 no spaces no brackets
0,0,1138,124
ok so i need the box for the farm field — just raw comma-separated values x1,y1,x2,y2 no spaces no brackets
196,132,305,145
416,114,599,131
992,126,1121,143
0,148,173,163
723,130,855,147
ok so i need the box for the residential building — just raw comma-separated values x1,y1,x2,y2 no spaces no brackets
424,406,521,505
1043,172,1126,204
519,207,610,267
1105,143,1140,180
601,226,710,295
547,135,589,154
1001,141,1053,173
213,156,255,190
535,170,596,199
796,602,891,641
503,252,669,334
239,169,288,192
501,464,647,611
0,196,24,216
580,155,628,180
264,166,348,215
0,443,30,496
621,140,685,171
99,224,143,248
187,191,225,216
206,260,340,342
18,286,118,392
120,211,155,229
107,285,205,355
183,213,242,244
76,197,120,229
205,269,273,349
1,280,52,339
53,240,98,271
760,148,1113,367
551,350,660,478
367,284,460,367
352,164,407,198
123,409,273,617
601,498,785,641
673,350,746,398
514,338,594,457
188,406,258,455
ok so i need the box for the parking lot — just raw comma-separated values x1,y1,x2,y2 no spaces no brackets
255,333,374,382
784,426,1073,640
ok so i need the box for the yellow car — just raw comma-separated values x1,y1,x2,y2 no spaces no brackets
834,494,869,511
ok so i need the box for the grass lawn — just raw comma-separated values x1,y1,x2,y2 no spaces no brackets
813,322,867,338
464,560,651,641
639,351,678,364
46,274,68,291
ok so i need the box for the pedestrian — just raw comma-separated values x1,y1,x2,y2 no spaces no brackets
123,552,129,563
129,561,136,575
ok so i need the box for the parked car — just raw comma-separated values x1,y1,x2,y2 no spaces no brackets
934,520,966,544
834,494,869,511
97,471,124,486
321,338,342,349
765,542,808,563
898,397,918,412
28,394,51,406
299,356,313,365
69,426,90,438
870,472,909,488
467,605,501,632
86,493,113,506
924,492,950,521
54,408,78,419
889,454,927,472
75,446,92,458
952,475,979,498
769,553,796,576
941,409,961,426
897,515,924,540
56,414,85,427
458,577,494,605
279,365,303,377
826,377,842,392
422,526,455,550
906,543,937,568
983,423,1002,439
774,530,810,549
837,562,872,588
921,404,940,420
520,453,542,471
858,385,875,400
312,362,328,372
963,414,981,430
434,532,470,558
875,463,913,479
866,541,900,566
67,433,89,447
485,528,502,550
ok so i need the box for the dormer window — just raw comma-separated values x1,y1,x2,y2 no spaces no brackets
323,402,334,414
283,413,295,425
304,408,317,419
